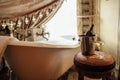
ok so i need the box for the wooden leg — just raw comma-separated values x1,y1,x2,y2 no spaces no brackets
78,72,84,80
102,71,115,80
119,73,120,80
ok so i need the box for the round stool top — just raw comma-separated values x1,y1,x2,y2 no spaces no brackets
74,51,115,72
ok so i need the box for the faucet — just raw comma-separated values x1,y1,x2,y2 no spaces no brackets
36,28,50,40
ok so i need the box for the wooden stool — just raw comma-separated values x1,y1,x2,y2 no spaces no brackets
74,51,115,80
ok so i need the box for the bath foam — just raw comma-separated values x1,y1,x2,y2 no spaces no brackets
35,36,79,46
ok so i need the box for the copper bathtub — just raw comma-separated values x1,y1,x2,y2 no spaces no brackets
4,37,80,80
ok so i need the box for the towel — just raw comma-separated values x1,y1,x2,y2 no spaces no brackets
0,36,18,62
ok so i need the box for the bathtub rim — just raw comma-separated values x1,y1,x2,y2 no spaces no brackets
8,41,80,48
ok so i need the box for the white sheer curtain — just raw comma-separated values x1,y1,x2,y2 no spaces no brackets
46,0,77,36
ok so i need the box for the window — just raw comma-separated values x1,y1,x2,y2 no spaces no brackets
46,0,77,36
77,0,100,36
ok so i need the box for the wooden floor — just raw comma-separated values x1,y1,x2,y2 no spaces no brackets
0,65,119,80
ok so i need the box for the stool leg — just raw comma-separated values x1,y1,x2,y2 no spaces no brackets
102,71,115,80
78,72,84,80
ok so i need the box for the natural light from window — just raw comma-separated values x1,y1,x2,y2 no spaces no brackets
46,0,77,37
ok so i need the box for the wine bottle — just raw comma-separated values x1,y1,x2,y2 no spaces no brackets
86,24,94,36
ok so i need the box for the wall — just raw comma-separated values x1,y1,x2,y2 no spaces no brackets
46,0,77,36
100,0,119,59
45,0,119,59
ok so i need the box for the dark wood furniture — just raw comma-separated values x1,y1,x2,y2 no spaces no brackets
74,36,116,80
74,51,115,80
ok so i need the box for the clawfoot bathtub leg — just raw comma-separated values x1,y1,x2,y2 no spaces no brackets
11,71,18,80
